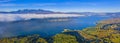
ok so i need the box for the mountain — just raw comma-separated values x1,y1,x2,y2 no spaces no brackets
66,12,120,16
0,9,62,14
0,9,120,17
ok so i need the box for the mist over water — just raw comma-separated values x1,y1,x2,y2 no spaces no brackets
0,14,84,22
0,14,111,38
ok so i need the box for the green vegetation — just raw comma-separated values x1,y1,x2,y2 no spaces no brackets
52,34,78,43
79,18,120,43
0,18,120,43
0,34,48,43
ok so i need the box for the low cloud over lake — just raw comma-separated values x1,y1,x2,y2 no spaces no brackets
0,14,84,21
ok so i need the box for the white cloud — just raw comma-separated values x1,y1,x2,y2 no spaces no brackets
0,3,57,7
0,4,17,6
0,4,28,6
32,3,57,6
0,14,84,22
0,0,12,2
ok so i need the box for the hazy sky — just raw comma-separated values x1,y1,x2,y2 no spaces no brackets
0,0,120,12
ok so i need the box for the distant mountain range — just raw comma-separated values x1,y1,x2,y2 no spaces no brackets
0,9,120,17
0,9,63,14
0,9,119,14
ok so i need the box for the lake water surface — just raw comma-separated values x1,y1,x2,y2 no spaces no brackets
0,16,111,38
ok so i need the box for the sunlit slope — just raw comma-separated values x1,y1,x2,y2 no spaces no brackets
79,18,120,43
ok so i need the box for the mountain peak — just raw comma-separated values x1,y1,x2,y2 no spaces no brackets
0,9,55,14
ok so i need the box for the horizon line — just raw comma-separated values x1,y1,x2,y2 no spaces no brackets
0,9,120,13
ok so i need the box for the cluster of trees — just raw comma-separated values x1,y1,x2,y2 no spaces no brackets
52,34,78,43
0,34,79,43
0,34,48,43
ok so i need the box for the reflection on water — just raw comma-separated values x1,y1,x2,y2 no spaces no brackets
0,16,110,38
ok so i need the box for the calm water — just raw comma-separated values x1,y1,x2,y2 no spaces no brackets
0,16,110,38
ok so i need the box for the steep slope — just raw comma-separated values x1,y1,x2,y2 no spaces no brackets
0,34,48,43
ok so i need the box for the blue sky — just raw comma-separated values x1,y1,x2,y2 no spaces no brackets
0,0,120,12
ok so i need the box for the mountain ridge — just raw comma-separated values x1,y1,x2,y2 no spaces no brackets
0,9,120,14
0,9,63,14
